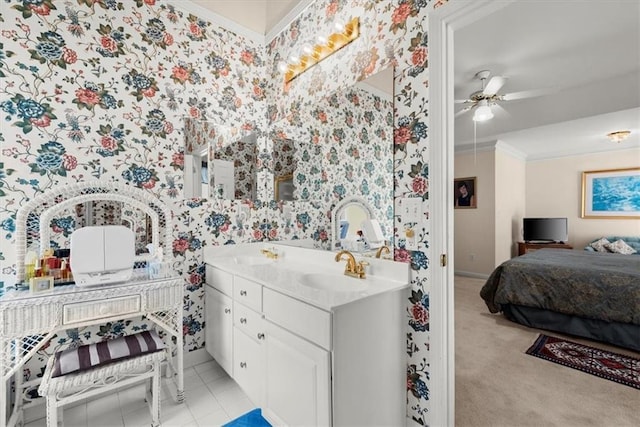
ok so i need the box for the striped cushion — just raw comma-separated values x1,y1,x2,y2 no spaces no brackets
51,330,165,378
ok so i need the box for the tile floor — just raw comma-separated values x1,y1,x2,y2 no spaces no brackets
25,360,255,427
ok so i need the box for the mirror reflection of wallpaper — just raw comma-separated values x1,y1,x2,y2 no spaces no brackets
272,133,296,179
184,118,257,199
214,134,257,199
184,117,211,155
295,86,394,240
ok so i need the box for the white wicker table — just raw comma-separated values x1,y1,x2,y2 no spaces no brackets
0,274,185,427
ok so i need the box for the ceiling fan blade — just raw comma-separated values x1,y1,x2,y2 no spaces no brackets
501,87,556,101
455,99,473,104
455,105,474,117
483,76,507,96
491,103,511,118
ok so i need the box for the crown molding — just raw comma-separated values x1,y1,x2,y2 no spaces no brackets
266,0,316,43
172,1,264,44
494,140,527,160
525,144,640,162
455,139,499,154
455,140,527,161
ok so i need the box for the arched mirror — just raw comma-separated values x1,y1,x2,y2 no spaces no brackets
331,196,377,251
15,181,173,285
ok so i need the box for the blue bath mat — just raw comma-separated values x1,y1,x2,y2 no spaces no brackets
223,408,271,427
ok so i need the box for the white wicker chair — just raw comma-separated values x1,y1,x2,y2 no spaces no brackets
38,349,165,427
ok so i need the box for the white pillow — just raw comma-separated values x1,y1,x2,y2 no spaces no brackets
604,239,637,255
590,237,611,253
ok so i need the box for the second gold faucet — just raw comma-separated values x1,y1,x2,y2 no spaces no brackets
335,250,369,279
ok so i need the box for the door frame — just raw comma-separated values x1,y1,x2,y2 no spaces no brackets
427,1,515,425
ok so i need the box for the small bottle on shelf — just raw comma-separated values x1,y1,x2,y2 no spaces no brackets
34,258,43,278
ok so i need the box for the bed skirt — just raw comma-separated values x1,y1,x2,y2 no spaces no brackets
502,304,640,353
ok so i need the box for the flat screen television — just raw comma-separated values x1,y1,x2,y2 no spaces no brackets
523,218,568,243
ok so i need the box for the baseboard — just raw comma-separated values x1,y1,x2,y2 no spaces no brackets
454,270,490,280
184,347,213,368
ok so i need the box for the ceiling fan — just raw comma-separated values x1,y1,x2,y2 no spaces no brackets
456,70,513,122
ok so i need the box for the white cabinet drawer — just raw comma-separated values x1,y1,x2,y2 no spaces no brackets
63,295,140,325
206,264,233,296
233,276,262,312
263,288,331,350
234,302,265,341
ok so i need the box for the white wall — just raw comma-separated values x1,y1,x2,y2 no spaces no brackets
454,149,496,276
526,148,640,249
495,145,526,263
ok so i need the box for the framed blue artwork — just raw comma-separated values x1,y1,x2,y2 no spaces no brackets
581,167,640,218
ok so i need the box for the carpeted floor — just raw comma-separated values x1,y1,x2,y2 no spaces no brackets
455,275,640,427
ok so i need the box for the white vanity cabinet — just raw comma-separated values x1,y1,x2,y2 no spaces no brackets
262,287,406,427
205,259,407,427
232,277,266,406
204,265,233,375
205,265,266,406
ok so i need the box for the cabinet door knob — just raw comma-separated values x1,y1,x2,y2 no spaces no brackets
240,290,247,296
240,362,247,368
224,308,231,314
257,333,265,340
240,317,247,324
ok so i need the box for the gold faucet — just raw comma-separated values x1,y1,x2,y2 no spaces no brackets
260,248,279,259
375,245,391,258
335,250,369,279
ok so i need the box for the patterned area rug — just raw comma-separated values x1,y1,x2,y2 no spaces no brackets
526,334,640,389
223,408,271,427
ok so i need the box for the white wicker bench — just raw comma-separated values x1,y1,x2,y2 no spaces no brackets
37,337,166,427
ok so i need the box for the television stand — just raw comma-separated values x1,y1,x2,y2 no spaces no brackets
518,241,573,256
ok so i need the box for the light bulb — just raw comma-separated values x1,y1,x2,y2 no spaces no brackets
473,100,494,122
288,54,300,65
277,61,288,73
302,44,313,55
316,35,328,46
334,20,345,32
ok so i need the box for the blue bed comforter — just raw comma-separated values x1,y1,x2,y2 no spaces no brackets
480,249,640,325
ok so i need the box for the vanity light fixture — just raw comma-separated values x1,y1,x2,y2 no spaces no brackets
606,130,631,143
282,17,360,84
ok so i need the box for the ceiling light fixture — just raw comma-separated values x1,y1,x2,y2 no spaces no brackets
607,130,631,143
283,17,360,84
473,100,494,122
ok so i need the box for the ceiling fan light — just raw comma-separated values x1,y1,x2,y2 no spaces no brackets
473,101,494,122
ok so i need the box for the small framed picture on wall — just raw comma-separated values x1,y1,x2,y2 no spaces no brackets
454,177,477,209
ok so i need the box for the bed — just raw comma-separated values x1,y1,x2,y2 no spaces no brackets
480,248,640,352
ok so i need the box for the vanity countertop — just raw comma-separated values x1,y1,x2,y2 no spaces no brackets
203,243,410,311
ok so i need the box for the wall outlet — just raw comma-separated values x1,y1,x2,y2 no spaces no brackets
405,228,418,250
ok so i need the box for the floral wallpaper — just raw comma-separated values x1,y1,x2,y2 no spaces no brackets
1,0,448,423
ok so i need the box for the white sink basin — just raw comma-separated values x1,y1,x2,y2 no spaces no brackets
214,256,273,266
299,273,369,292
